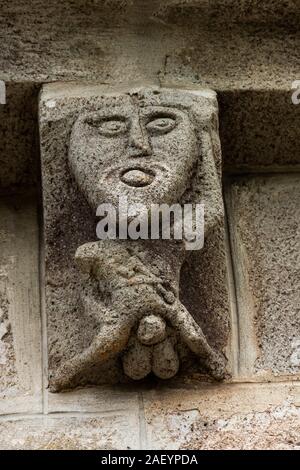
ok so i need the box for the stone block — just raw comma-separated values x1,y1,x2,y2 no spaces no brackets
226,174,300,378
0,193,42,414
46,385,140,414
0,412,140,450
142,383,300,450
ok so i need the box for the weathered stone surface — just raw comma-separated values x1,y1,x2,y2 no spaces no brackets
0,382,298,449
2,88,299,192
226,174,300,378
0,412,140,450
46,385,140,414
137,315,166,346
1,1,300,190
142,383,300,450
0,1,298,86
181,405,300,450
0,194,42,414
0,83,38,190
155,1,300,26
219,92,300,170
39,83,230,390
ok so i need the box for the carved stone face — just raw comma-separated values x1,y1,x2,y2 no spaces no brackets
68,92,198,213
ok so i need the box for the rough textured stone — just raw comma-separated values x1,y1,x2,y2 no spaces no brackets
39,84,230,390
219,92,300,170
0,83,39,190
46,385,140,414
0,382,298,449
181,405,300,450
154,1,300,26
0,1,298,86
226,174,300,378
0,0,299,451
0,412,140,450
137,315,166,346
1,1,300,190
0,193,42,414
142,382,300,450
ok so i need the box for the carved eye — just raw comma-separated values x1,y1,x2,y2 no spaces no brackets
146,117,176,135
86,118,127,136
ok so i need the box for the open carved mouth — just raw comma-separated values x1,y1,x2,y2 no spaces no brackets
120,168,155,187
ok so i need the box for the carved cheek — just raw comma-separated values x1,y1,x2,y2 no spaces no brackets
88,135,129,164
150,129,193,163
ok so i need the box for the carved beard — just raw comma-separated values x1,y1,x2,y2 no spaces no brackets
94,160,196,213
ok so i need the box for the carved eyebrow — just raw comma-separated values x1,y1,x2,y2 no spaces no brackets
84,115,127,125
143,110,179,122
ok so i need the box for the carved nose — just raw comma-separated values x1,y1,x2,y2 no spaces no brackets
128,122,151,157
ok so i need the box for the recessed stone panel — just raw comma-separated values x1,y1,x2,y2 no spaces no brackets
0,194,42,414
226,174,300,378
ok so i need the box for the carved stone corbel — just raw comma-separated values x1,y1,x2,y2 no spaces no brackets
39,85,230,391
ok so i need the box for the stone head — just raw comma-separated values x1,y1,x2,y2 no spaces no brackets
68,87,216,214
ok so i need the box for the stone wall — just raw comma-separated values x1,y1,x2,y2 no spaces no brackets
0,1,299,449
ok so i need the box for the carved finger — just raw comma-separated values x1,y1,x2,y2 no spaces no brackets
164,301,226,380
